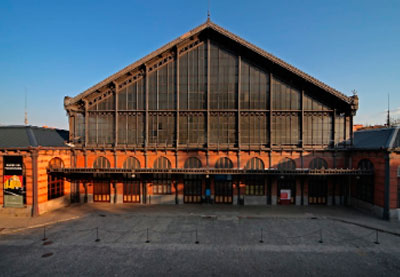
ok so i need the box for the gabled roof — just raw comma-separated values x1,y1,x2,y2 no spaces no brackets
353,126,400,150
0,126,69,148
65,20,356,107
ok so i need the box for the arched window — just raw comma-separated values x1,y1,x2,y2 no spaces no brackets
93,157,110,168
215,157,233,169
277,158,296,171
123,157,140,169
49,158,64,169
357,159,374,203
48,158,64,200
184,157,202,168
153,157,172,194
153,157,171,169
245,157,264,170
309,158,328,169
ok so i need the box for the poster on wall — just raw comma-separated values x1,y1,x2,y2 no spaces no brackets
3,156,24,207
280,189,291,200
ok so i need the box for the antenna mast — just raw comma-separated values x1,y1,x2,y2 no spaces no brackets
387,94,390,127
24,87,28,125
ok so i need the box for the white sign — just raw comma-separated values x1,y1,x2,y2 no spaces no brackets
280,189,291,200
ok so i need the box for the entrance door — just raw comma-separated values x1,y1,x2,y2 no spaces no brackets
70,182,80,203
184,175,202,203
123,181,140,203
308,178,327,205
277,179,296,205
214,181,233,204
93,182,110,202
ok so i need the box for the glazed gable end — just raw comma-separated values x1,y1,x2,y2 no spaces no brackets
65,21,357,148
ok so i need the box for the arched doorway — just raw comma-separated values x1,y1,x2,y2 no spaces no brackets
123,157,141,203
214,157,234,204
93,156,111,202
47,158,64,200
153,157,172,195
356,159,374,203
183,157,203,203
277,158,296,205
308,158,328,205
244,157,265,196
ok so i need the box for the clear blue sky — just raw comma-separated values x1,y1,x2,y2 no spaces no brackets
1,0,399,129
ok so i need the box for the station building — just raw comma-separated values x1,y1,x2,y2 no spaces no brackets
1,20,399,219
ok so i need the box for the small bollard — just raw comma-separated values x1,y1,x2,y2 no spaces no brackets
259,228,264,243
42,226,48,241
145,228,150,243
195,229,199,244
374,230,380,244
319,229,323,244
95,227,100,242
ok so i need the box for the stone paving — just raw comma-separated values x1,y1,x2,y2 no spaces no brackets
1,204,400,276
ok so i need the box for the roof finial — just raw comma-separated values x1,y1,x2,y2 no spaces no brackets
207,0,211,22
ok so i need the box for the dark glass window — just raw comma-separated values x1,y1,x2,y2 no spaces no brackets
240,112,269,146
209,112,236,145
240,59,269,110
118,78,145,110
148,113,176,146
179,112,206,145
304,113,332,145
179,43,207,110
210,43,238,109
272,77,300,110
74,113,85,143
88,112,115,145
272,112,300,145
148,61,176,110
118,113,145,145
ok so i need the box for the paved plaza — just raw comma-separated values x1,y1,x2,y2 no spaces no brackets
1,205,400,276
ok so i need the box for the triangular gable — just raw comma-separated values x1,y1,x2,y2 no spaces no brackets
65,20,357,110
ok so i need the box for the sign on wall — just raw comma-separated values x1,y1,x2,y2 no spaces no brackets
280,189,291,200
3,156,24,207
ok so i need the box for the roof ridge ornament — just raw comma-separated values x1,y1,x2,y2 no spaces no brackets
207,0,211,22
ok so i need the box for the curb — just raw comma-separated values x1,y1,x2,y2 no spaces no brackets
0,215,81,235
328,217,400,237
